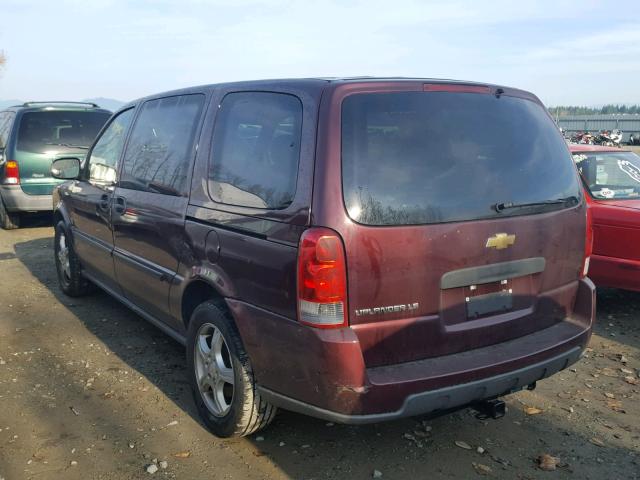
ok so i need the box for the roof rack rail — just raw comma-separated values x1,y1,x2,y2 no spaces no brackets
20,101,100,108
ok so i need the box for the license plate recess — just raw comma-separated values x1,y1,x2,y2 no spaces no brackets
466,291,513,318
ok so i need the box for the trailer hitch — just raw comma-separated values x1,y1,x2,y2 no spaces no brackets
473,399,506,420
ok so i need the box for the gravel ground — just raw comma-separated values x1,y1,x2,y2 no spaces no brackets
0,220,638,480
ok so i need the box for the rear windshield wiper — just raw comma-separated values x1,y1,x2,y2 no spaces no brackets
493,196,579,213
45,142,90,149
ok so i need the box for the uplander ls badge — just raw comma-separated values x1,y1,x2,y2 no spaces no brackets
355,303,419,317
486,233,516,250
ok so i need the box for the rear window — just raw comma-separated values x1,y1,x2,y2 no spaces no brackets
17,110,111,153
341,91,581,225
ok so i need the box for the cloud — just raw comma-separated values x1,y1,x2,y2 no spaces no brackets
0,0,639,104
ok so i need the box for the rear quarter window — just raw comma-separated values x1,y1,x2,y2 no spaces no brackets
0,112,14,149
341,91,581,225
208,92,302,209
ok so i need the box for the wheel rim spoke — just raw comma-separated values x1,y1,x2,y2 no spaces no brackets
57,233,71,278
211,329,223,358
218,366,234,385
197,334,211,363
199,372,214,393
194,323,234,417
213,378,231,411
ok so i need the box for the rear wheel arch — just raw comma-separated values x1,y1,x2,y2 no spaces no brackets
181,279,228,331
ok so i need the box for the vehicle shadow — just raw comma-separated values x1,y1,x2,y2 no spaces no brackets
8,235,201,479
13,236,197,421
13,236,640,480
17,211,54,228
595,288,640,351
11,212,53,229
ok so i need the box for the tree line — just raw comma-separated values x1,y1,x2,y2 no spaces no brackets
549,105,640,116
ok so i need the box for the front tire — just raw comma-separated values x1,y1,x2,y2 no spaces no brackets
0,195,20,230
187,301,277,438
54,221,92,297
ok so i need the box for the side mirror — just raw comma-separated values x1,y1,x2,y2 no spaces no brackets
51,157,81,180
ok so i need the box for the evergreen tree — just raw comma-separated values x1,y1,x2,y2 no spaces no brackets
549,105,640,116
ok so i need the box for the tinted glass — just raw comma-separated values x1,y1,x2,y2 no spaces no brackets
17,111,110,153
574,151,640,200
0,112,13,148
342,92,581,225
88,109,134,185
209,92,302,209
120,95,204,196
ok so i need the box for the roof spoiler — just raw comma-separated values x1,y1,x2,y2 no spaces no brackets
17,101,100,108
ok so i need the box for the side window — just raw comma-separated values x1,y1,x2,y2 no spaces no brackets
0,112,13,149
120,94,204,196
88,109,134,185
209,92,302,209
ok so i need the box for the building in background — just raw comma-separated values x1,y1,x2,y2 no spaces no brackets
556,114,640,144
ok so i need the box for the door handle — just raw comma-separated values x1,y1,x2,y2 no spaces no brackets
98,193,110,212
113,196,127,215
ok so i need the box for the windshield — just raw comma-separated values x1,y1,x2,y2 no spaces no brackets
341,91,581,226
573,151,640,200
17,110,111,153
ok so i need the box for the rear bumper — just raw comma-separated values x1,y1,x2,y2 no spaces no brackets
258,347,582,424
231,278,595,423
589,254,640,292
0,185,52,212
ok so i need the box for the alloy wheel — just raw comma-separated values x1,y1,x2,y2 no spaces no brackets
57,231,71,280
194,323,235,417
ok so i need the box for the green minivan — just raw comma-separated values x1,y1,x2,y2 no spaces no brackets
0,102,111,229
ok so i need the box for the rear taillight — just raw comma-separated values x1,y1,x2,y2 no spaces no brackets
582,205,593,277
297,227,348,328
4,161,19,185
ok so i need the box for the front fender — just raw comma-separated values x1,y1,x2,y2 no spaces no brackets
52,183,73,227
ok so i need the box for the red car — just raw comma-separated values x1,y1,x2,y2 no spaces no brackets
571,144,640,291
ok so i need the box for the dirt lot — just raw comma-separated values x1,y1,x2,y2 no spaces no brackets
0,221,639,480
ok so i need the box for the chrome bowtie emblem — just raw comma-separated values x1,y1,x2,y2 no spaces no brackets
486,233,516,250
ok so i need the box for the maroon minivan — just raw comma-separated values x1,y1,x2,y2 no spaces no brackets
51,78,595,438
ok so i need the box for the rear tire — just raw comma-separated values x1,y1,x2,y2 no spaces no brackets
187,301,277,438
54,221,92,297
0,196,20,230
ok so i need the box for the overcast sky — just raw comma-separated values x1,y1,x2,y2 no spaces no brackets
1,0,639,106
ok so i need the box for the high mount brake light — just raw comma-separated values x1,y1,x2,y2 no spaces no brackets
4,161,19,185
297,228,348,328
423,84,492,94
